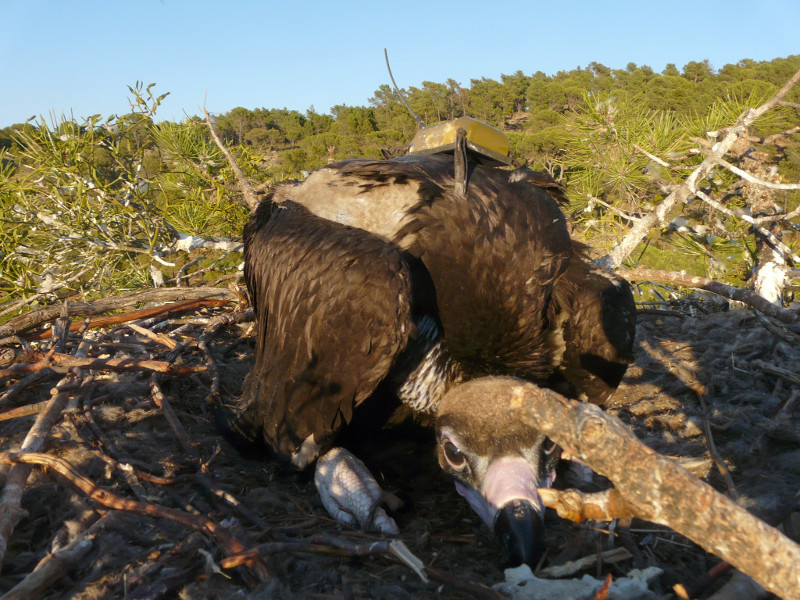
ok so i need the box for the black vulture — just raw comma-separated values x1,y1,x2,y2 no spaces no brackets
218,153,636,566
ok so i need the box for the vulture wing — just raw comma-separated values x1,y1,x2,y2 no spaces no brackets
229,199,416,468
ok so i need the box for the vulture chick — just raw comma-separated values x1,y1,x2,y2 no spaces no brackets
219,154,636,566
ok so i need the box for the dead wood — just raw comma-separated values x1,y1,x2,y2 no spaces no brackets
752,359,800,387
539,488,635,523
503,381,800,600
203,107,260,212
0,286,238,339
0,400,53,423
0,512,114,600
0,351,206,378
24,298,232,341
0,373,84,572
149,377,196,457
618,268,799,323
0,451,272,581
600,65,800,270
537,547,632,578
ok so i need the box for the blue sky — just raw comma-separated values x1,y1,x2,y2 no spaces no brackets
3,0,799,128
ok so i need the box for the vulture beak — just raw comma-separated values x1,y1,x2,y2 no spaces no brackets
454,455,553,567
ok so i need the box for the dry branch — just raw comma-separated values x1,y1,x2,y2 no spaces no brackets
0,286,238,339
203,107,260,212
0,513,115,600
0,373,83,572
503,381,800,600
0,351,206,378
618,268,799,323
600,65,800,270
24,298,232,341
538,487,635,523
149,377,196,457
0,451,272,581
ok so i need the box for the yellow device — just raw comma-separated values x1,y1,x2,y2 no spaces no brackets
408,116,511,166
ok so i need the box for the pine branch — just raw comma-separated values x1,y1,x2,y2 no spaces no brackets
599,65,800,270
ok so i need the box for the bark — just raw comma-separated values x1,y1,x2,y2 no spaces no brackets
499,380,800,600
617,268,799,323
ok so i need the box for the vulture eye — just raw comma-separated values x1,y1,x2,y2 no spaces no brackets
542,437,558,454
443,440,467,469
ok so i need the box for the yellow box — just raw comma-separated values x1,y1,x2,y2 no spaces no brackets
408,116,511,165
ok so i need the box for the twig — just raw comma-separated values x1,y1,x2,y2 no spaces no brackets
717,158,800,190
126,322,178,350
0,370,56,407
67,413,177,486
0,512,115,600
196,339,220,400
203,106,260,211
751,359,800,387
537,547,632,578
0,352,206,378
25,298,232,341
0,372,81,572
0,451,271,581
0,286,238,339
617,268,799,323
0,267,92,320
149,377,196,457
0,400,54,423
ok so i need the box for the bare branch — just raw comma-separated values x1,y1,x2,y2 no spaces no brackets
203,106,260,212
0,286,238,339
502,380,800,600
695,189,799,263
24,298,232,341
599,65,800,270
0,352,206,378
618,268,799,323
0,373,84,571
0,451,272,580
717,158,800,190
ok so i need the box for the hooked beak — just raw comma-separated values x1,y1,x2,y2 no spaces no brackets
493,498,546,567
455,455,552,567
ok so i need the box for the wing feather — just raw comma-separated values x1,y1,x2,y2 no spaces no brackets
234,200,415,466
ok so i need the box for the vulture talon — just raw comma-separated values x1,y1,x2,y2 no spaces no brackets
314,447,400,534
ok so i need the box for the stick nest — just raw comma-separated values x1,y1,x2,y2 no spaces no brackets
1,290,799,599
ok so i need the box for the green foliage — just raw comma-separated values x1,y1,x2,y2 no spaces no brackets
0,84,251,314
2,55,799,314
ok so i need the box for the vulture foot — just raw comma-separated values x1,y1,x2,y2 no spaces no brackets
315,447,401,534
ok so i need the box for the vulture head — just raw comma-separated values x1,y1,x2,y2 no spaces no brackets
434,377,560,567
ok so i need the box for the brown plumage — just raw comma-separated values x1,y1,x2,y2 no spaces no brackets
219,153,636,565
